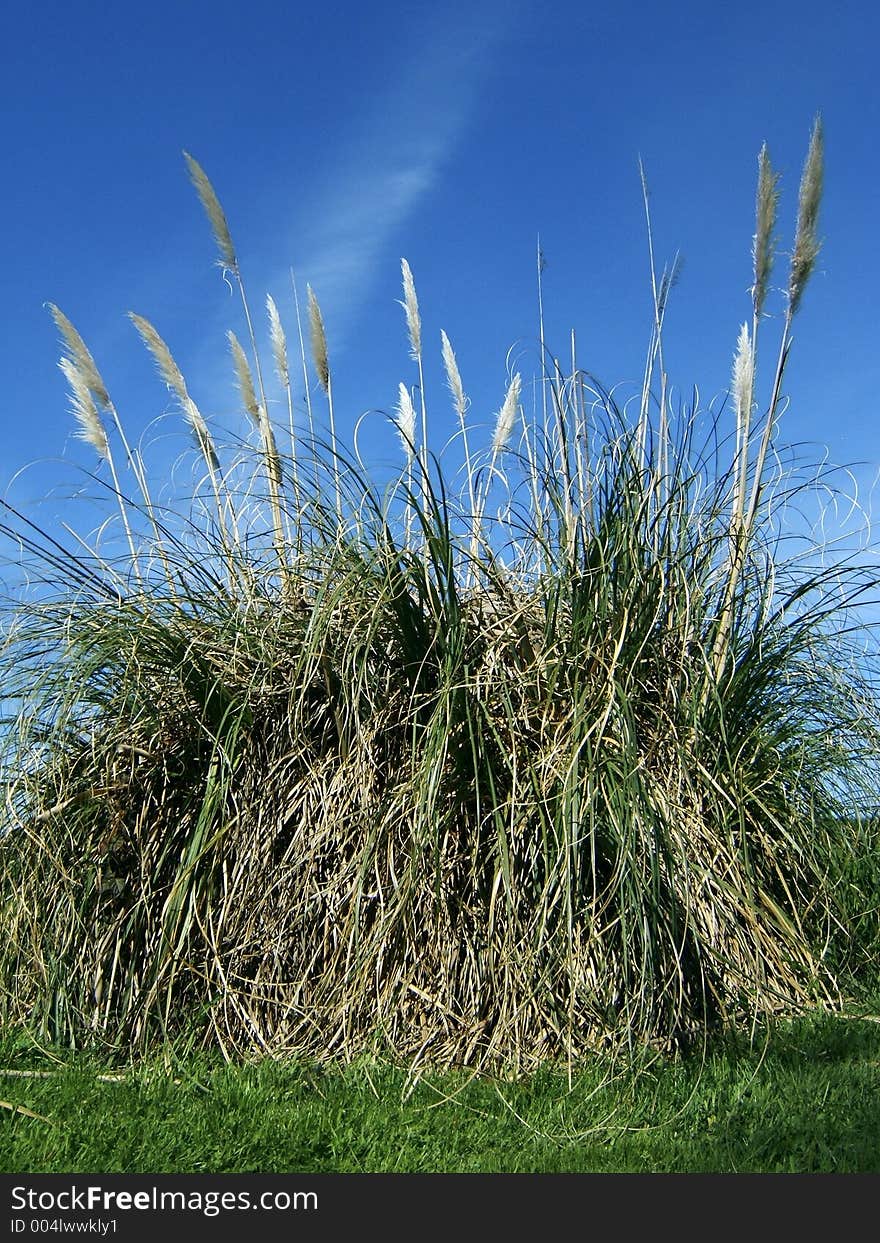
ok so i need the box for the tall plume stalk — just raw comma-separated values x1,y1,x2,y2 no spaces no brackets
470,371,521,578
711,117,823,683
306,284,341,522
536,238,549,432
184,153,288,581
49,305,175,592
267,293,301,516
635,162,678,498
57,354,140,582
127,313,236,570
744,114,823,536
233,330,287,571
732,142,780,531
400,259,430,515
395,380,417,548
441,330,475,524
290,268,321,502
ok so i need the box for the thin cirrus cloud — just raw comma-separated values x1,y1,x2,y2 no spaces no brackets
184,4,522,427
273,9,516,351
292,159,439,339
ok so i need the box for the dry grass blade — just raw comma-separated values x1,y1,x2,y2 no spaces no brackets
0,1069,60,1078
260,413,284,494
0,1099,53,1123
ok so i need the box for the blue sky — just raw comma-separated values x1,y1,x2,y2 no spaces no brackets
2,0,878,560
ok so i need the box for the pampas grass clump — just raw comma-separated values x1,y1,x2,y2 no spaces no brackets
1,123,879,1071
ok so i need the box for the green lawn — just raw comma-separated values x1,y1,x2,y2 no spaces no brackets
2,1004,879,1174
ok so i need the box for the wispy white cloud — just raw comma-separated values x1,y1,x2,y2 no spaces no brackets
180,3,524,428
293,161,437,327
275,5,518,349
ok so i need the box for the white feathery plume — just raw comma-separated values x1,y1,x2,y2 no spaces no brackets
60,357,109,459
400,259,421,361
731,323,755,429
228,331,260,423
266,293,289,387
492,372,521,455
395,382,417,460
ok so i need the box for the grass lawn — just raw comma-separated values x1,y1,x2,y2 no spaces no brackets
2,1004,879,1174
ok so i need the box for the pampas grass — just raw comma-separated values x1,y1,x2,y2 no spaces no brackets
306,284,330,394
59,356,109,460
183,150,237,273
129,313,221,476
789,115,824,316
400,257,422,361
1,122,878,1075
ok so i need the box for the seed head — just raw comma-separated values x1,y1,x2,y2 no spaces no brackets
228,331,260,423
47,304,110,408
400,259,421,361
184,398,221,473
492,373,521,455
731,323,755,426
788,116,824,316
752,143,780,320
306,285,330,393
395,382,417,460
129,313,188,404
266,294,289,387
183,151,238,274
440,330,468,422
60,356,109,460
